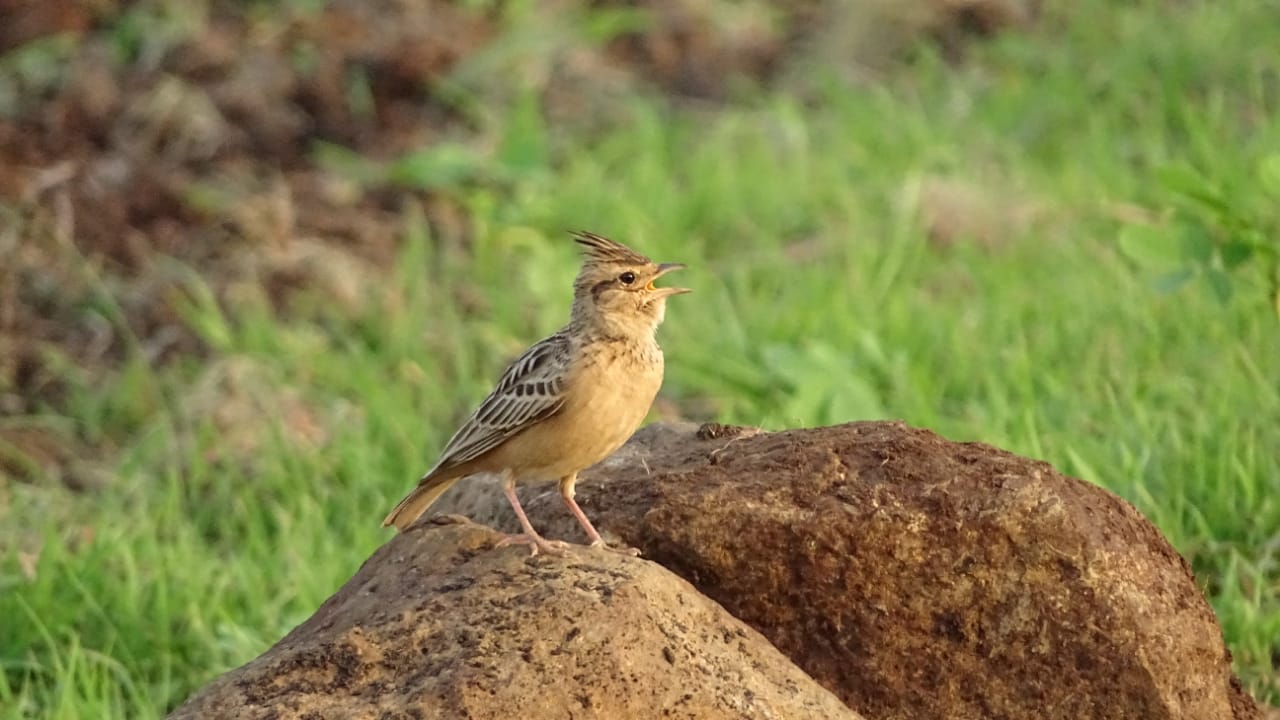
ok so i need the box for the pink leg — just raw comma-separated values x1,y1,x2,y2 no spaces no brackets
560,473,640,556
496,472,569,557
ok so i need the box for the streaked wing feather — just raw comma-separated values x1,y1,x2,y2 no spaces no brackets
426,333,571,473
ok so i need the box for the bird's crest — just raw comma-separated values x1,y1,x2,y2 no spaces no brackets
572,231,651,266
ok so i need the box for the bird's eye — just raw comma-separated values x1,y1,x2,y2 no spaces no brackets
618,271,637,285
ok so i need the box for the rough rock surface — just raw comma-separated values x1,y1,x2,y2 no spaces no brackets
439,421,1261,720
169,519,860,720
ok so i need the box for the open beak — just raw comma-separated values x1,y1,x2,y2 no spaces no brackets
646,262,691,297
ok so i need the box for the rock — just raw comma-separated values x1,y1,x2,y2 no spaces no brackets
168,518,860,720
441,421,1261,720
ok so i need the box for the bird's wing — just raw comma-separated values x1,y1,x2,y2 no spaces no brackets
425,332,573,475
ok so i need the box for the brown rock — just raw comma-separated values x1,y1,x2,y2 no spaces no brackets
440,421,1260,720
168,518,860,720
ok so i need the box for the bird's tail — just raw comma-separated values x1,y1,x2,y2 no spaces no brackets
382,474,460,531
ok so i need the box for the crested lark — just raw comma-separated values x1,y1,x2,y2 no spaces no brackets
382,231,689,556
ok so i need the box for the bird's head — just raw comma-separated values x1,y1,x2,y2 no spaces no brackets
569,231,689,336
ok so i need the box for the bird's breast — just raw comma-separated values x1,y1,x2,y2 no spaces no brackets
559,342,664,461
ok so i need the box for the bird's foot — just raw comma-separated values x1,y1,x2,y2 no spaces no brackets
589,539,641,557
497,533,572,557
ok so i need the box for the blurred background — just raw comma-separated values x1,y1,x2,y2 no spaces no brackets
1,0,1277,716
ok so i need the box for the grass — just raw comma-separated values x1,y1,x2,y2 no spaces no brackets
3,0,1279,716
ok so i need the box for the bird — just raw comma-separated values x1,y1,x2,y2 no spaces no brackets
382,231,689,556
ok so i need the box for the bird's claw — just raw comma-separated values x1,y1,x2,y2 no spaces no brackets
497,533,572,557
590,540,641,557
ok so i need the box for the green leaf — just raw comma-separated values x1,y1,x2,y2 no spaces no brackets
1156,164,1228,214
388,144,486,190
580,8,652,43
1220,241,1254,269
758,342,886,423
1178,221,1214,264
825,376,887,423
1258,154,1280,198
1119,224,1183,269
1204,268,1233,303
497,90,549,175
1154,269,1194,294
1155,164,1204,195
